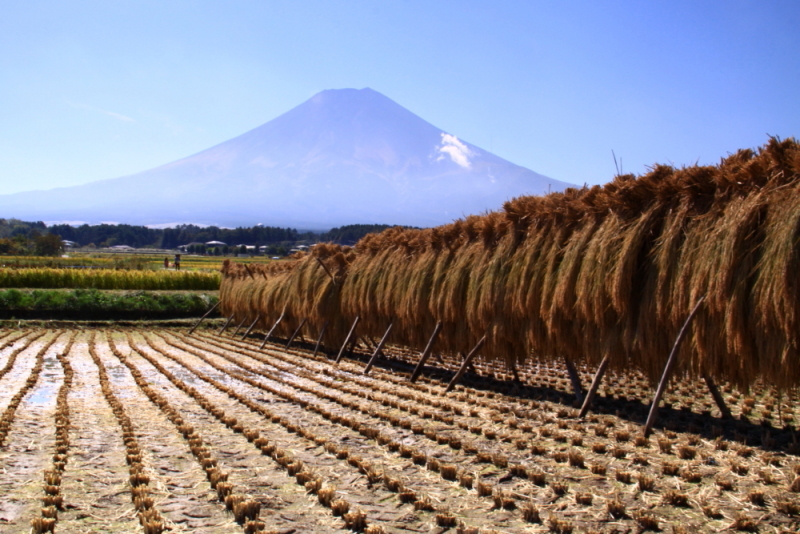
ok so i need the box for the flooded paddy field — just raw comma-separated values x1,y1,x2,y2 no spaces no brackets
1,327,799,533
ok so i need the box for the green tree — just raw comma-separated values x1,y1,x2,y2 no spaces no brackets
0,238,18,254
34,234,64,256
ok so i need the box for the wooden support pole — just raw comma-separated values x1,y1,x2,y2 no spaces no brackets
579,355,610,418
241,315,261,340
217,314,234,335
285,318,307,349
189,301,220,335
410,321,442,383
335,316,360,364
445,336,486,393
703,373,732,419
260,309,286,350
466,355,477,375
364,322,393,374
231,316,248,337
564,358,584,403
313,321,329,357
315,257,337,285
643,296,706,437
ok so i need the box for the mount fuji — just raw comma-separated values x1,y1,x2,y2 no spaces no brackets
0,88,573,229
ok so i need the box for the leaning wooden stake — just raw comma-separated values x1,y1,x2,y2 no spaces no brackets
217,314,234,335
410,321,442,383
445,336,486,393
285,318,307,349
241,315,261,340
703,373,732,419
579,355,609,418
313,321,329,357
643,296,706,437
315,257,337,286
231,316,248,337
564,358,584,402
335,316,360,363
260,308,286,349
364,322,393,374
189,301,220,335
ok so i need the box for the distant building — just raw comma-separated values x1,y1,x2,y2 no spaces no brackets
205,240,227,246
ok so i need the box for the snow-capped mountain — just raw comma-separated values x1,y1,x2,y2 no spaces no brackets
0,88,573,229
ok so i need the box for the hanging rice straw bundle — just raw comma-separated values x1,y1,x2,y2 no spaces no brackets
217,137,800,391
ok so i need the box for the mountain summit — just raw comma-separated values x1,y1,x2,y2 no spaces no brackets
0,88,573,229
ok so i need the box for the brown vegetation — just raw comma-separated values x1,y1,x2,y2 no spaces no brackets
219,138,800,390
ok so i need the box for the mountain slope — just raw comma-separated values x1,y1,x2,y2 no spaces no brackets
0,88,573,229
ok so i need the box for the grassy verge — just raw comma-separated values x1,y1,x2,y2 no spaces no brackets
0,288,219,320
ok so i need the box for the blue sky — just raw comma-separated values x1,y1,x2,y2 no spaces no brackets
1,0,798,195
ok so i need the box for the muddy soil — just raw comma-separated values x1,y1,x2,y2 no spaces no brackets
1,327,799,534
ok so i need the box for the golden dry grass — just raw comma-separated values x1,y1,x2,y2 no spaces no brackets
219,137,800,390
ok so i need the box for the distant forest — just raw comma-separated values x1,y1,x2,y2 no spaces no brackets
0,219,403,254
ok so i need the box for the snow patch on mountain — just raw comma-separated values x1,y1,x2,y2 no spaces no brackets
437,133,473,168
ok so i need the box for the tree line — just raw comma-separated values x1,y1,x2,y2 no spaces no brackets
0,218,409,255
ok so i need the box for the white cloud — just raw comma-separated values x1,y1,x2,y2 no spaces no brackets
67,100,135,123
437,133,472,168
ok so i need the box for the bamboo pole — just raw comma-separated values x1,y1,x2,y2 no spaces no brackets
410,321,442,383
579,355,609,418
565,358,584,402
217,314,234,335
445,335,486,393
260,308,286,350
286,318,307,349
643,296,706,437
335,316,360,364
703,373,732,419
189,301,220,335
364,322,393,374
313,321,329,357
231,316,248,337
241,315,261,340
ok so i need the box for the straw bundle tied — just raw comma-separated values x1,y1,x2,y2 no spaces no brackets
219,138,800,390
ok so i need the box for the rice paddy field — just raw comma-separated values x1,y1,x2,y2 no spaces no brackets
2,326,799,534
1,254,275,272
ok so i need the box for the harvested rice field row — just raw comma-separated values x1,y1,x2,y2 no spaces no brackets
1,327,799,534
